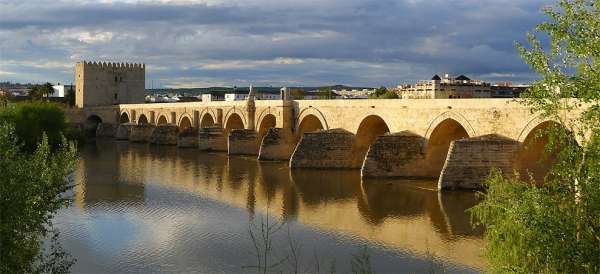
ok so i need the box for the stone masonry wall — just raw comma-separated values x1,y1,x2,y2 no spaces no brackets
150,125,178,145
258,128,295,161
129,124,156,142
115,123,135,140
290,129,357,169
361,131,429,178
438,134,519,190
178,128,198,148
198,127,228,151
96,123,117,137
228,129,259,155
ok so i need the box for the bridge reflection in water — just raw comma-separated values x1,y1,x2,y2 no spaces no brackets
70,139,485,271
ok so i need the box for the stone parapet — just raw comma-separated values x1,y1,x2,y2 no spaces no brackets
228,129,258,155
438,134,519,190
149,125,178,145
258,128,295,161
198,127,227,151
361,131,429,178
129,124,156,142
115,123,135,140
290,129,357,169
96,123,117,137
178,128,199,148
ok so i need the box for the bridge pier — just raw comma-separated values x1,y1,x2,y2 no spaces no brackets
290,129,358,169
438,134,520,190
96,123,118,137
115,123,135,140
228,129,259,155
258,128,296,161
129,124,156,142
149,125,178,145
198,127,228,151
178,128,198,148
361,131,429,178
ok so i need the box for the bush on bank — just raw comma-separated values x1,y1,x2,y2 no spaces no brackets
470,0,600,273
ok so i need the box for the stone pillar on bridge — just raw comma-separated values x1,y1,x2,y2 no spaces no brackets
289,129,358,169
361,131,429,178
198,127,228,151
438,134,520,190
129,124,156,142
258,87,297,161
228,129,259,155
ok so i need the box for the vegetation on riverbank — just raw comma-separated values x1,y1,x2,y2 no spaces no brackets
471,0,600,272
0,102,79,273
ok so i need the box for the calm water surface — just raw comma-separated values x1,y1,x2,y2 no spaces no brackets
54,140,486,273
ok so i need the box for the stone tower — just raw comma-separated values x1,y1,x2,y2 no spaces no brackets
75,61,145,108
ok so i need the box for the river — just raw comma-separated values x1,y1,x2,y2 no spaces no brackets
54,140,486,273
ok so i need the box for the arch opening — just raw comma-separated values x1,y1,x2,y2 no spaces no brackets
200,113,215,128
297,114,324,139
425,118,469,177
138,114,149,125
258,114,277,144
85,115,103,137
515,121,565,183
225,113,244,132
119,112,130,124
157,115,168,125
179,116,192,132
353,115,390,166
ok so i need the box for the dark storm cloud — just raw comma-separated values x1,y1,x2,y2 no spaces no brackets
0,0,552,87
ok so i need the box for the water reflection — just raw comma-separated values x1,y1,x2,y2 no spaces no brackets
64,140,485,272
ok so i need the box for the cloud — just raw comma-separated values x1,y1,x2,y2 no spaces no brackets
0,0,552,86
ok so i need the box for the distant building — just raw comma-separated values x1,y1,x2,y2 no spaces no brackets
332,88,376,99
51,84,75,98
490,82,529,98
201,93,225,102
396,74,492,99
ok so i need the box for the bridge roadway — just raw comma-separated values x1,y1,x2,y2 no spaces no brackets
83,98,577,190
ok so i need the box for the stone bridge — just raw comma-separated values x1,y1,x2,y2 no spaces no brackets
82,98,577,190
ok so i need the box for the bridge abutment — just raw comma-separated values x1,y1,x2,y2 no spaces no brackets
258,128,296,161
361,131,429,178
438,134,519,190
115,123,135,140
290,129,358,169
228,129,259,155
129,124,156,142
96,123,117,137
198,127,228,151
150,125,178,145
178,128,199,148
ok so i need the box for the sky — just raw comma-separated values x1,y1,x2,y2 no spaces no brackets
0,0,553,88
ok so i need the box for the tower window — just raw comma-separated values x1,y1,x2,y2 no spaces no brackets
115,76,118,82
114,93,118,100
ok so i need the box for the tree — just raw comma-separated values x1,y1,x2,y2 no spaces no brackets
471,0,600,272
29,83,54,101
0,123,78,273
65,85,75,107
369,86,398,99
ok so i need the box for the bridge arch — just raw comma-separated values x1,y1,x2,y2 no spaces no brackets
257,113,277,144
119,111,130,124
295,107,328,134
138,114,149,125
424,117,471,178
225,112,245,132
178,113,193,130
199,111,216,128
224,108,247,130
84,115,103,136
352,115,390,166
157,113,169,125
424,111,476,140
515,119,568,183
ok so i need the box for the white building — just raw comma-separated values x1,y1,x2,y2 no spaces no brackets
225,93,249,101
51,84,75,98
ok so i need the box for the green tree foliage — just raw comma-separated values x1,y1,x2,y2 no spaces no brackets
369,86,398,99
29,83,54,101
471,0,600,272
0,102,72,152
0,123,78,273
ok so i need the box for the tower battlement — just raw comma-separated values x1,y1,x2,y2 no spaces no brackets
75,60,146,108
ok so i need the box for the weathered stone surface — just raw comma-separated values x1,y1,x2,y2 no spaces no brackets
178,128,198,148
96,123,117,137
149,125,178,145
129,124,156,142
290,129,357,169
438,134,520,190
198,127,227,151
361,131,429,178
258,128,295,161
228,129,258,155
115,123,136,140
